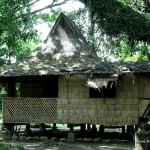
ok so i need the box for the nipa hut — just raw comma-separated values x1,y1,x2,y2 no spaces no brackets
0,13,150,138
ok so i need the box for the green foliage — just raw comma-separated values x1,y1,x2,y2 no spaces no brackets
0,86,7,110
68,8,89,37
0,142,25,150
85,0,150,42
67,7,116,60
15,145,25,150
38,10,61,29
0,0,68,66
0,0,39,65
92,0,150,42
39,11,60,23
79,0,150,61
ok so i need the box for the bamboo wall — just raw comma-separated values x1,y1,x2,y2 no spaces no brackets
58,74,139,125
116,73,150,99
57,98,139,125
116,73,139,99
139,75,150,98
58,75,88,99
116,73,150,118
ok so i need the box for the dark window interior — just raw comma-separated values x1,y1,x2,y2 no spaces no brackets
89,81,116,98
20,76,58,98
45,76,58,98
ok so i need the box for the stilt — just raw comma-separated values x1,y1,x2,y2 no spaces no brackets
127,125,134,135
68,124,75,141
127,125,131,135
122,125,125,135
87,124,91,131
127,125,134,140
91,124,97,132
99,125,104,138
69,124,73,132
81,124,86,132
52,123,57,131
25,124,31,136
130,125,134,135
3,124,14,140
39,123,46,135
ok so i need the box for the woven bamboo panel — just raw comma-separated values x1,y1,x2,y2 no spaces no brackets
58,75,89,99
3,97,57,123
116,74,139,99
57,98,139,125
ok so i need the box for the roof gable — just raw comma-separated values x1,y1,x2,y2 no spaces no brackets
43,12,97,59
0,13,98,77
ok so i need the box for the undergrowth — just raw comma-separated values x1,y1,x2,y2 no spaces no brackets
0,142,25,150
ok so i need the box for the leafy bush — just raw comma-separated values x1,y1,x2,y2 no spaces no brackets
0,143,25,150
0,86,7,111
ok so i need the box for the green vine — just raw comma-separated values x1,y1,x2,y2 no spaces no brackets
87,0,150,43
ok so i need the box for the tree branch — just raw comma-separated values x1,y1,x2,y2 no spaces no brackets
26,0,41,8
31,0,68,14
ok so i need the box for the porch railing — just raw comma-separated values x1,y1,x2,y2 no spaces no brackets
2,97,57,123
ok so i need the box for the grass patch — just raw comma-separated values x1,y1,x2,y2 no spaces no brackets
56,124,68,129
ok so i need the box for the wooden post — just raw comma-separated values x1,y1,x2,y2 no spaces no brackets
87,124,91,131
127,125,130,134
4,80,15,139
68,124,75,141
131,125,135,135
99,125,104,137
52,123,57,131
122,125,125,135
69,124,73,132
4,124,14,140
91,124,97,132
39,123,46,134
81,124,86,132
127,125,134,140
25,124,31,136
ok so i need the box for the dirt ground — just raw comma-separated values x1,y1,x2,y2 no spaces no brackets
9,140,134,150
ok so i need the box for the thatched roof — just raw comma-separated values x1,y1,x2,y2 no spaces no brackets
0,13,150,77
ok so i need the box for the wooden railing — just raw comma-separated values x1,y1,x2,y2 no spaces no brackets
2,97,57,123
